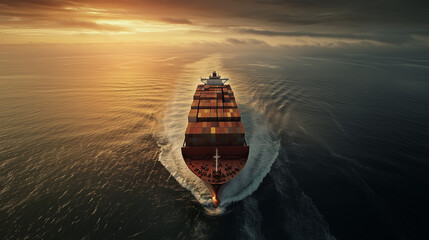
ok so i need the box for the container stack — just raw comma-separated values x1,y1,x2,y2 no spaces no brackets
185,122,245,146
185,84,245,146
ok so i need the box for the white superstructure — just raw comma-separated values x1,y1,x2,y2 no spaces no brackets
201,71,229,85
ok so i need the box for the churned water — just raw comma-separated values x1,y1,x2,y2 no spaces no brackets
0,45,428,239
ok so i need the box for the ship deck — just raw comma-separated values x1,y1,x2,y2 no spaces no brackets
182,145,249,184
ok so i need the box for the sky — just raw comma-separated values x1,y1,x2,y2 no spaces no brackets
0,0,428,48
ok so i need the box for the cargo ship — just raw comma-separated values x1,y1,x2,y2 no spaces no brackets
181,71,249,208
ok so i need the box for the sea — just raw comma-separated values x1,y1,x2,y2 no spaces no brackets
0,44,428,240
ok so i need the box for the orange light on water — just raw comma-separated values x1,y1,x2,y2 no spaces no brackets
212,194,219,207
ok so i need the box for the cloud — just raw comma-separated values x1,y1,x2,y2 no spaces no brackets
225,38,268,45
57,20,129,31
160,17,192,24
0,1,132,32
234,28,427,44
0,0,427,46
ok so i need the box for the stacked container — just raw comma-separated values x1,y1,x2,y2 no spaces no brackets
185,84,245,146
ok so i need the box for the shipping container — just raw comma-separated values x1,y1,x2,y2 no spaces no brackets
223,101,238,109
199,99,218,109
200,93,217,100
191,99,199,109
217,108,241,121
224,95,230,102
185,124,245,146
193,91,201,100
188,109,198,122
185,83,244,145
197,109,218,122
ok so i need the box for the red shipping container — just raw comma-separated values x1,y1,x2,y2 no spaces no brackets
224,95,230,102
199,99,218,109
191,99,199,109
223,101,238,109
193,91,201,100
200,93,217,100
197,109,217,121
220,108,240,121
188,109,198,122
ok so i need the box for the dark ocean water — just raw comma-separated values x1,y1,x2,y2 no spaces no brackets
0,45,428,239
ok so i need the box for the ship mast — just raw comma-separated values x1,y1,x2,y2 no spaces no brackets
214,148,220,172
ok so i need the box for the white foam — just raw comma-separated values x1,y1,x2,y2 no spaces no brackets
156,76,213,206
219,111,280,205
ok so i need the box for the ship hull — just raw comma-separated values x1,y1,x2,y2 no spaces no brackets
181,145,249,207
182,79,248,207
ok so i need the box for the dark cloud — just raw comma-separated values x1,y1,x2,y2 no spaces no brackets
240,0,429,27
2,0,427,27
0,0,428,45
234,28,428,44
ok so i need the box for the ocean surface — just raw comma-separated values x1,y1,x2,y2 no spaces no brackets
1,45,428,239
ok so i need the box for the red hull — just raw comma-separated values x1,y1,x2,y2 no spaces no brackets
182,145,249,206
182,78,249,207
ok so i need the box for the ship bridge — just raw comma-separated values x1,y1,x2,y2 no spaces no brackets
201,71,229,85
